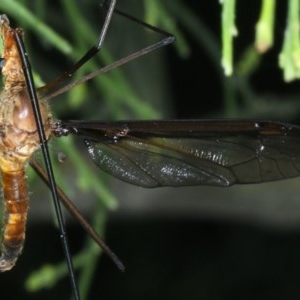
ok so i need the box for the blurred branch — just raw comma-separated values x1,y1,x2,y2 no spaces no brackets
221,0,237,76
279,0,300,81
255,0,275,53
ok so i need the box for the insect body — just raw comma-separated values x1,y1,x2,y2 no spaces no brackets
0,15,52,271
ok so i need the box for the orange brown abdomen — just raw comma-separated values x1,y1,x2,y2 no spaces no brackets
0,168,28,271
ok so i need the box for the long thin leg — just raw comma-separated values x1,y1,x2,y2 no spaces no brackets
14,30,81,300
37,0,116,94
38,0,174,102
30,159,125,272
44,33,174,102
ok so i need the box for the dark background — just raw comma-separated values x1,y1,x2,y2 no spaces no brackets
1,1,300,300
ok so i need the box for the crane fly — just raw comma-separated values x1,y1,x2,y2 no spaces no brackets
0,0,176,275
0,0,300,298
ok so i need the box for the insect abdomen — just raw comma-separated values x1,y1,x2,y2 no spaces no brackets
0,168,28,271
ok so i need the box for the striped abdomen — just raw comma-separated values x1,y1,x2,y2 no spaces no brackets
0,168,28,271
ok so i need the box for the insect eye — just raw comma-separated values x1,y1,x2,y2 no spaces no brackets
0,58,6,69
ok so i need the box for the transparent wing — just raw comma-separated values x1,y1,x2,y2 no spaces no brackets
57,120,300,187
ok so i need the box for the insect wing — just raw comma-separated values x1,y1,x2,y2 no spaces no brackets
58,120,300,187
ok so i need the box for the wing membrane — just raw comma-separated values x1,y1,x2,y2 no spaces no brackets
57,120,300,187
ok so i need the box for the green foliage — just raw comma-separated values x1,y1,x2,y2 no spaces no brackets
221,0,300,82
